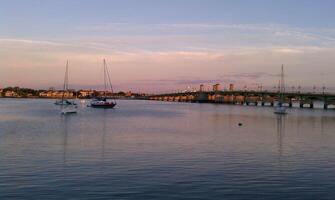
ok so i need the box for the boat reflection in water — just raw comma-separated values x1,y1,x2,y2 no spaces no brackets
276,114,285,158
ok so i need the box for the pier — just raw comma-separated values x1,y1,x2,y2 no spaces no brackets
148,89,335,110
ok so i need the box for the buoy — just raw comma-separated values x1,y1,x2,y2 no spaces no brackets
238,123,243,126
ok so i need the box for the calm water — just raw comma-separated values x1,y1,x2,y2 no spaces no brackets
1,99,335,200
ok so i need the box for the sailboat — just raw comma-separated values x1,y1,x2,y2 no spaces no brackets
90,59,117,108
58,61,77,114
55,61,77,106
274,64,287,115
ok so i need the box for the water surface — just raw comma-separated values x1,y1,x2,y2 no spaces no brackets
1,99,335,200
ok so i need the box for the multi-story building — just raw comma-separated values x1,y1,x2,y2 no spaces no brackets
79,90,94,98
213,84,220,92
229,84,234,91
199,84,205,92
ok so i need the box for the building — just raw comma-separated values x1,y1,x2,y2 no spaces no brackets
5,91,18,97
213,84,220,92
39,91,74,98
125,91,132,97
79,90,94,98
229,84,234,91
199,84,204,92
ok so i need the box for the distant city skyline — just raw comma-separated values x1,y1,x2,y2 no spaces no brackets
1,0,335,92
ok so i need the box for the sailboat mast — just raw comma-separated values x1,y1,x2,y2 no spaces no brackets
61,60,69,102
105,60,116,103
103,59,107,98
281,65,284,94
280,64,285,104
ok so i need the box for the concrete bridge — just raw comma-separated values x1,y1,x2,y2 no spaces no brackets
148,90,335,109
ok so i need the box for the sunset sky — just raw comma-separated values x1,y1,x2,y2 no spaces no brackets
1,0,335,93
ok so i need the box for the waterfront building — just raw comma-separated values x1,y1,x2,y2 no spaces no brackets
79,90,94,98
213,84,220,92
5,91,18,97
199,84,205,92
125,91,132,97
229,84,234,91
39,91,74,98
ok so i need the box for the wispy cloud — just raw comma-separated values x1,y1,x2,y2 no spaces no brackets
2,22,335,91
0,38,65,46
76,22,335,47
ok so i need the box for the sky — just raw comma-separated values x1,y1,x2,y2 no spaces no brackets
1,0,335,93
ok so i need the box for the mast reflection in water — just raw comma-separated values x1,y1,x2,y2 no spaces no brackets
1,99,335,200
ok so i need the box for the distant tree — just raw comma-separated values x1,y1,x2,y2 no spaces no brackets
117,91,126,96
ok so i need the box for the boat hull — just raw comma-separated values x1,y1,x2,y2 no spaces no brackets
90,101,116,109
55,100,77,106
90,104,116,108
61,106,78,114
274,107,287,115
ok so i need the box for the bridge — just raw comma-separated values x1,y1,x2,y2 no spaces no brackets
148,90,335,109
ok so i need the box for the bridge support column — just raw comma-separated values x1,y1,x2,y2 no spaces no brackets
324,104,328,110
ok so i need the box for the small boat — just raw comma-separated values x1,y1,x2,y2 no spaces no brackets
90,59,117,109
55,99,76,105
274,106,286,114
90,97,116,108
61,105,78,114
274,64,287,115
55,60,77,106
59,61,77,114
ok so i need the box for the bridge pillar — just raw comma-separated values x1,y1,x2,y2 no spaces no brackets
324,104,328,110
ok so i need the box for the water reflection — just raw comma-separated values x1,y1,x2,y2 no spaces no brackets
1,99,335,200
276,115,285,157
61,115,69,165
100,110,107,165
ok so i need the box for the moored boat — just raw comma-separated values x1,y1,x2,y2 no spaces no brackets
90,98,116,108
59,61,77,114
55,99,76,105
90,59,117,109
274,64,287,115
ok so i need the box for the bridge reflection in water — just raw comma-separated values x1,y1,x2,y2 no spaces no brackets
149,91,335,109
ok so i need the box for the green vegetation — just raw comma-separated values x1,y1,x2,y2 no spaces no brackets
1,87,44,97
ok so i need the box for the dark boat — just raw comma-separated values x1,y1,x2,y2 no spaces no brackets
90,97,116,108
90,59,117,109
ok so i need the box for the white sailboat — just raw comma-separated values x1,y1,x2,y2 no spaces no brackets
274,65,287,115
59,61,77,115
